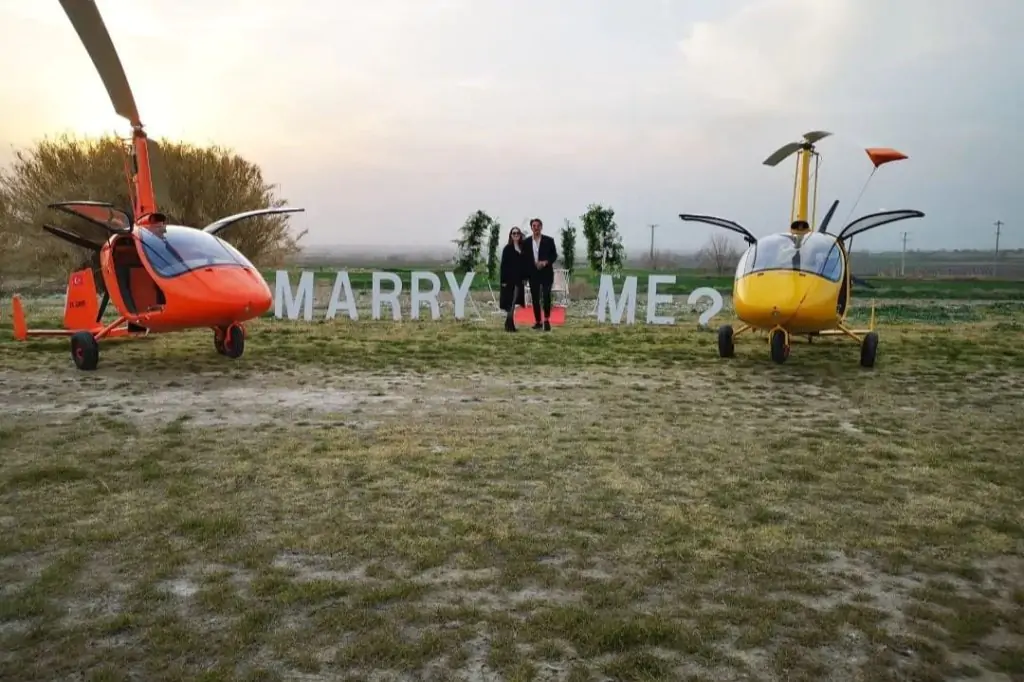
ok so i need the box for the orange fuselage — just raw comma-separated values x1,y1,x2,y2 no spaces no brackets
98,230,272,332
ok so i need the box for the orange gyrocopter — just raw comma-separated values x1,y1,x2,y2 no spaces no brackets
10,0,303,371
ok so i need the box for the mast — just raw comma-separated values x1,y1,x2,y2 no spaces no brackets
792,148,813,225
763,131,831,230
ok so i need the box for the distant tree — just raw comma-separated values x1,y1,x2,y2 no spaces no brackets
0,133,306,281
560,219,577,274
452,209,494,273
580,203,625,272
486,219,502,281
698,233,743,275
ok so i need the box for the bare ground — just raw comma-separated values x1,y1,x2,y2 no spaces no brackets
1,315,1023,681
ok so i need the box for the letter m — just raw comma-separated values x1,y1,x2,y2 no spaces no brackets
274,270,314,320
596,274,637,324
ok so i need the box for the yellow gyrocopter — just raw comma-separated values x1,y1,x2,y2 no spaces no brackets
679,131,924,367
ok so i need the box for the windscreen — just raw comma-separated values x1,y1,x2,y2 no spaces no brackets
139,225,256,278
735,233,843,282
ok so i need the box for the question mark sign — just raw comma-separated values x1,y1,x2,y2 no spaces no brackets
687,287,724,328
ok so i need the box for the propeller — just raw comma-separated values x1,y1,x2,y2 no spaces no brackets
851,275,874,289
59,0,172,216
763,130,833,167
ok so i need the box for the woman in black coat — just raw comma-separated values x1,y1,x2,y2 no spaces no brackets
499,226,528,331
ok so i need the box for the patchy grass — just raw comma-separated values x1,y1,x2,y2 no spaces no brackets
1,302,1023,681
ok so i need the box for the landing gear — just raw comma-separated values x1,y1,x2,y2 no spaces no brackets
70,331,99,371
860,331,878,368
214,323,245,359
769,328,789,364
717,325,735,358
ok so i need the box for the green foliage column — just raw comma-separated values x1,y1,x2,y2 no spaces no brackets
560,219,577,274
580,203,625,272
452,209,496,273
487,220,502,281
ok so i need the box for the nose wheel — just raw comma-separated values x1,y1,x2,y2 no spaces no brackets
717,324,735,358
214,323,246,359
769,328,789,364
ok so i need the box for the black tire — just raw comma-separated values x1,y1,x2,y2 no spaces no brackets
717,324,735,358
221,324,245,359
70,331,99,371
769,329,788,364
860,331,878,368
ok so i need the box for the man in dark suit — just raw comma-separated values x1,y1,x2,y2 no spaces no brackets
523,217,558,331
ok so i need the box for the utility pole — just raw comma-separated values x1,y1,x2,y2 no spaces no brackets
994,220,1003,277
900,231,909,277
648,223,658,269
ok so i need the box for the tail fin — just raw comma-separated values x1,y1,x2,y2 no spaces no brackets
12,296,27,341
64,268,101,331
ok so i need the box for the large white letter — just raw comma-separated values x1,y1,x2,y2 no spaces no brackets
372,271,403,321
687,287,725,328
646,274,676,325
410,271,442,320
326,271,358,320
274,270,314,321
444,271,475,320
596,275,637,324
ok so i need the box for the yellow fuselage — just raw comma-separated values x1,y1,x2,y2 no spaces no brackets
734,270,842,334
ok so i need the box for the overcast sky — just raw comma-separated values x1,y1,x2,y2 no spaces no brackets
1,0,1021,253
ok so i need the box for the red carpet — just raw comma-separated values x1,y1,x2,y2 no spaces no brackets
513,305,566,326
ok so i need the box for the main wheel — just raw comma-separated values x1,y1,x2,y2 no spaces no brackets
70,331,99,371
769,329,789,364
220,323,245,359
717,324,735,358
860,331,878,368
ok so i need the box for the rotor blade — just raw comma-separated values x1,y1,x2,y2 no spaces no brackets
817,199,840,233
802,130,832,145
146,139,174,215
58,0,140,126
763,142,803,167
202,208,305,236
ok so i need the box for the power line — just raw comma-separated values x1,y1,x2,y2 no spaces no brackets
994,220,1004,277
648,223,658,269
900,231,909,277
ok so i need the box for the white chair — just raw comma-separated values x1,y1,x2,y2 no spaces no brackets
524,268,571,307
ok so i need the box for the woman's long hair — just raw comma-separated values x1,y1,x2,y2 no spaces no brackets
507,226,523,246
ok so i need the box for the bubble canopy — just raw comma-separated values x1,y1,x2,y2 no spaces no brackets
735,232,843,282
138,225,256,278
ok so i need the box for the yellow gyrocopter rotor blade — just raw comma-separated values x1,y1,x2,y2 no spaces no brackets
763,131,833,167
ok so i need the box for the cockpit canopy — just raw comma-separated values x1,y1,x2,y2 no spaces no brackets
736,232,844,282
138,225,257,278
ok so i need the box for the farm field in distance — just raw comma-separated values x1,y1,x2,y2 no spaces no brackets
1,261,1023,681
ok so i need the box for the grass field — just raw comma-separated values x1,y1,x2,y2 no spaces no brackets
1,294,1023,681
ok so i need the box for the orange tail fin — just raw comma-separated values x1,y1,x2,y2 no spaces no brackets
12,295,27,341
63,269,101,331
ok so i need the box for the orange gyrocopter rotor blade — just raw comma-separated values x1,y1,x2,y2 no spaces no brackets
59,0,141,127
865,147,908,168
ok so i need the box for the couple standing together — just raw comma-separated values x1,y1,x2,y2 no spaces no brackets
499,217,558,332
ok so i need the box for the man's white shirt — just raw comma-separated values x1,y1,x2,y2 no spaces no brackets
532,236,540,263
